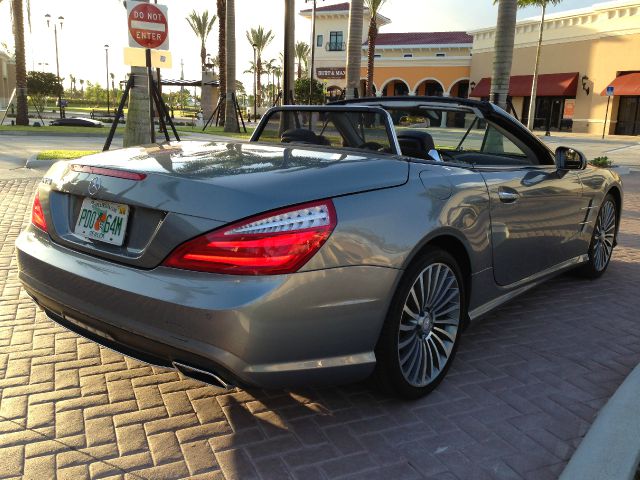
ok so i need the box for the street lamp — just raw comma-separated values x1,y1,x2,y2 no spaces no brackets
305,0,324,105
45,13,65,118
251,43,257,122
104,45,110,114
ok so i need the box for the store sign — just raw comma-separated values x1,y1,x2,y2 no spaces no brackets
316,67,345,79
563,99,575,119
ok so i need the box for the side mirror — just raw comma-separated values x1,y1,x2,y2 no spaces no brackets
555,147,587,170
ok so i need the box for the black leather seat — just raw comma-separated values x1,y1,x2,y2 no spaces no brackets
397,129,437,160
281,128,331,146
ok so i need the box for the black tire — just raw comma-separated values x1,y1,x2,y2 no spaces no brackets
576,194,617,279
374,247,466,400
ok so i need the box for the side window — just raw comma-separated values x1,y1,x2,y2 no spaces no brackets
481,124,536,165
316,34,323,48
329,31,344,51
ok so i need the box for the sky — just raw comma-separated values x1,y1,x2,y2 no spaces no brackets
0,0,600,93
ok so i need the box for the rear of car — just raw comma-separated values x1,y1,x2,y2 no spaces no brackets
16,141,409,388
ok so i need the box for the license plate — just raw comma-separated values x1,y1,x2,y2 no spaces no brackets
74,198,130,246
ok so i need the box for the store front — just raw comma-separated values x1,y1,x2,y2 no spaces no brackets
603,72,640,136
470,72,578,131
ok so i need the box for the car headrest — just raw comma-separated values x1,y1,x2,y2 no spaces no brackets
396,129,436,152
281,128,330,146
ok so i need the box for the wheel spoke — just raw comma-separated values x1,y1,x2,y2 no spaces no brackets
397,262,461,388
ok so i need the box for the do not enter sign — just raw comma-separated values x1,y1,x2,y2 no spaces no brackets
127,1,169,50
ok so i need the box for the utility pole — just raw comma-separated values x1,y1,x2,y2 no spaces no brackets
105,44,110,113
45,14,65,118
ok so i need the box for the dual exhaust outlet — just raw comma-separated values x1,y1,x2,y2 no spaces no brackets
172,361,233,390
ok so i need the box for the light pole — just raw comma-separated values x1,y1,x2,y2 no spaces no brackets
45,14,64,118
305,0,324,104
252,43,257,122
104,44,110,113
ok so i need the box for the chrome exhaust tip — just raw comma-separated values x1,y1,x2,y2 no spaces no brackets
172,361,233,390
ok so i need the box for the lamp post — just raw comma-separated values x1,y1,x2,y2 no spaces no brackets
45,14,65,118
104,44,110,114
252,43,257,122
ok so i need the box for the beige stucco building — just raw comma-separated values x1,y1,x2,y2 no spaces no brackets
301,1,640,136
299,3,472,101
0,51,17,111
469,1,640,135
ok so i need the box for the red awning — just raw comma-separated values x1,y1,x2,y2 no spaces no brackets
470,72,579,97
601,73,640,96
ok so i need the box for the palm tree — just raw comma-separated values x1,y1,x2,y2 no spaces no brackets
217,0,226,124
491,0,518,110
186,10,217,69
518,0,562,129
6,0,29,125
69,74,76,95
223,0,238,132
79,79,84,96
283,0,295,105
345,0,364,99
364,0,387,97
263,58,277,104
246,26,275,107
294,41,310,80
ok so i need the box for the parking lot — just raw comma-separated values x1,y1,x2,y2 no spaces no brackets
1,172,639,480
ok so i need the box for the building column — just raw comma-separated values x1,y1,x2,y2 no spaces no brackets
440,92,450,127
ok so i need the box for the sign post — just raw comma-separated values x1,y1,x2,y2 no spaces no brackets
603,85,614,139
105,1,178,151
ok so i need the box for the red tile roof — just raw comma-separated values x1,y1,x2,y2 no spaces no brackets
300,2,351,14
367,32,473,46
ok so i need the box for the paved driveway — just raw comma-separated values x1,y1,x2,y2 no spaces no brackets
1,174,639,480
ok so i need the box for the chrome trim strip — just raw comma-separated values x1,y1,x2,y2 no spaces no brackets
244,352,376,374
469,254,589,321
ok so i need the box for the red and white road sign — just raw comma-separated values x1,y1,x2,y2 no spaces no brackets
127,1,169,50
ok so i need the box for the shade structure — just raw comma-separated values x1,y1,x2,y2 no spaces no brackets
601,73,640,96
470,72,579,98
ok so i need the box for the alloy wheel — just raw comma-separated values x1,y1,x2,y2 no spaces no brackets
593,200,616,272
397,263,461,388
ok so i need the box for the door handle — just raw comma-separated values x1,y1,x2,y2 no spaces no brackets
498,188,519,203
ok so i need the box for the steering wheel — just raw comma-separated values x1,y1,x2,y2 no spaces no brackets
356,141,385,152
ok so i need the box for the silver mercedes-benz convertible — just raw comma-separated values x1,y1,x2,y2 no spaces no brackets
16,97,623,398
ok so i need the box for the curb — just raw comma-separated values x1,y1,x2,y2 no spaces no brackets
0,130,122,138
560,363,640,480
25,154,55,170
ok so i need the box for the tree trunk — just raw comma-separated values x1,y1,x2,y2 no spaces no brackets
297,61,302,80
345,0,363,99
527,3,546,130
124,0,152,147
223,0,239,132
11,0,28,125
283,0,295,105
217,0,226,124
366,17,377,97
490,0,518,110
256,56,262,107
200,44,206,69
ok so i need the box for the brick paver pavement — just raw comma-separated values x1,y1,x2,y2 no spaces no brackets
1,174,639,480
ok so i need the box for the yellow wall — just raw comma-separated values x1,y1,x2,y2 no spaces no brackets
361,65,471,94
470,1,640,134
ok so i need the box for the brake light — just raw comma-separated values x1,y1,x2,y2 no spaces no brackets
31,191,47,232
71,164,147,181
163,200,337,275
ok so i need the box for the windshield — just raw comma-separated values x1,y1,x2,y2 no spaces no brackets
252,108,397,154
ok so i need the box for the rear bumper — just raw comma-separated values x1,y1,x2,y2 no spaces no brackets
16,227,400,388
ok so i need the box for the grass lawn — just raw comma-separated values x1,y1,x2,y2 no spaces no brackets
36,150,99,160
176,125,254,140
0,125,120,135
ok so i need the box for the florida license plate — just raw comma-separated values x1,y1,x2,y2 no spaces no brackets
74,198,130,246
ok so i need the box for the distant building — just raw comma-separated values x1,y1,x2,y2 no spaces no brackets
301,1,640,136
469,0,640,135
299,2,472,101
0,51,17,111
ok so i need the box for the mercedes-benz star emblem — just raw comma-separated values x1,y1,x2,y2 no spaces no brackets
87,176,102,196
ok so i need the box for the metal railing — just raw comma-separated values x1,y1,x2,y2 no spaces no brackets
325,42,346,51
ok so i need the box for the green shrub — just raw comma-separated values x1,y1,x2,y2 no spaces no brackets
589,156,612,168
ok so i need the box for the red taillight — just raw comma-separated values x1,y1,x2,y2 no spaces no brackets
71,164,147,181
163,200,337,275
31,191,48,232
